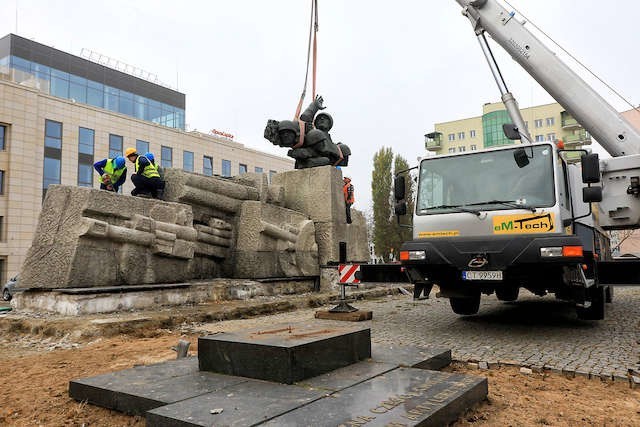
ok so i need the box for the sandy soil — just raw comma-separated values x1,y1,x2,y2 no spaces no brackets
0,325,638,427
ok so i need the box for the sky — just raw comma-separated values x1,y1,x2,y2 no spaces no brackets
3,0,639,212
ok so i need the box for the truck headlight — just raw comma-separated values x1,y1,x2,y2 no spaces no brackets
400,250,426,261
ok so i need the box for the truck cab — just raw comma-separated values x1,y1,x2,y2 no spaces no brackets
398,142,610,319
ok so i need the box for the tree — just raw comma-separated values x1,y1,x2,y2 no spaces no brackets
371,147,394,262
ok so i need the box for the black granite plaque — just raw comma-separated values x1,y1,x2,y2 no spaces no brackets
145,379,326,427
263,368,488,426
372,344,452,371
198,322,371,384
296,361,397,392
69,357,246,415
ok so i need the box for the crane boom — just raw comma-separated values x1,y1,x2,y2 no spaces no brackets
455,0,640,157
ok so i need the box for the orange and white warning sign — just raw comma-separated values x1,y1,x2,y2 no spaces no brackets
338,264,361,284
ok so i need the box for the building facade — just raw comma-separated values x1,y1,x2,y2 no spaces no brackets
425,101,591,154
0,34,293,281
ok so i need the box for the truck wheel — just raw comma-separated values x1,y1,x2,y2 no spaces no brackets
495,287,519,302
2,289,11,301
576,286,605,320
449,295,480,315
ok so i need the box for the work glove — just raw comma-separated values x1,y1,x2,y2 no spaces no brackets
313,95,326,110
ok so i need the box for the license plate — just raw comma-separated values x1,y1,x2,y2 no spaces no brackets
462,270,503,281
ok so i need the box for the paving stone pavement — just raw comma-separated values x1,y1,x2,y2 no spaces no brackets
196,287,640,383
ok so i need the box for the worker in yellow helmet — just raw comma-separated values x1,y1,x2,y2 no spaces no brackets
124,147,165,199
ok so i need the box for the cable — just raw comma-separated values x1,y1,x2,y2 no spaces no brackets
294,0,319,119
502,0,639,113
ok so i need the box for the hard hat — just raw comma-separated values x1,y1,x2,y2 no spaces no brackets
114,156,126,169
144,152,155,162
125,147,137,157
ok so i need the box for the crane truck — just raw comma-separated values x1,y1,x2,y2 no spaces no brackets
395,0,640,320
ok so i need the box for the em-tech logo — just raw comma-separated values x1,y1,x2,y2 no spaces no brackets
492,213,555,234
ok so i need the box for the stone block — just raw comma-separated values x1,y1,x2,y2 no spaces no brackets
271,165,345,223
198,322,371,384
146,379,325,427
371,343,452,371
232,201,318,278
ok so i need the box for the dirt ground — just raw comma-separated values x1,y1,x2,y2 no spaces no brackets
1,323,638,427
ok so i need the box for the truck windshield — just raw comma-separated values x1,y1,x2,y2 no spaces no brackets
416,145,555,215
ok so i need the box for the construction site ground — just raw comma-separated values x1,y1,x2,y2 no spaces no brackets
0,286,639,426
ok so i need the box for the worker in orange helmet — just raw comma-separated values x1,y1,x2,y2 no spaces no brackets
343,176,354,224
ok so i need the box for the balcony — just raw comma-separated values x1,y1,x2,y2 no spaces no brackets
424,132,442,151
561,111,582,130
563,130,592,146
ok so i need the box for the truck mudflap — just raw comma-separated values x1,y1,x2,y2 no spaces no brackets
597,259,640,285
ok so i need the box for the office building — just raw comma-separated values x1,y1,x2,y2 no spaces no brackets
0,34,293,281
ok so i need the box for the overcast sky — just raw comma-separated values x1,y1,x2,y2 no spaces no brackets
3,0,639,211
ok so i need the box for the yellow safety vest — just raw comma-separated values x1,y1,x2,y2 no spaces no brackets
99,159,125,185
135,156,160,179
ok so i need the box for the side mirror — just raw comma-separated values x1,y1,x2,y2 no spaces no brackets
583,186,602,203
502,124,521,140
513,148,530,168
581,153,600,183
394,175,406,201
394,201,407,216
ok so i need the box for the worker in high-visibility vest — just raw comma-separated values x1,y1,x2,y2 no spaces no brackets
343,176,354,224
124,147,165,199
93,156,127,192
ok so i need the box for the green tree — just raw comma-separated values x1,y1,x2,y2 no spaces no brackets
371,147,394,262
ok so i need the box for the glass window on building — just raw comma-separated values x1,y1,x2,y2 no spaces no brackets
183,151,194,172
482,110,512,147
43,120,62,198
448,148,456,153
0,170,4,194
239,163,248,174
78,163,93,187
525,121,529,130
535,135,545,142
43,157,61,188
255,166,263,173
458,132,465,140
161,146,172,168
78,127,94,155
78,127,94,188
136,140,150,156
108,134,123,158
546,133,556,141
203,156,213,176
269,170,277,182
458,146,466,152
448,133,455,141
222,159,231,177
470,130,476,138
0,125,6,150
45,120,62,149
546,117,555,126
534,119,543,128
470,144,477,151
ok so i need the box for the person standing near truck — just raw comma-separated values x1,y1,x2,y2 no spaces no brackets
343,176,354,224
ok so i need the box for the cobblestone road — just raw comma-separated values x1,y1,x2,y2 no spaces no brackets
199,287,640,381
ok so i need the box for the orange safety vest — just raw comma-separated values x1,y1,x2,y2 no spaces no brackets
343,183,355,204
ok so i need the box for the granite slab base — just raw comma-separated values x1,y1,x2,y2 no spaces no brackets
314,309,373,321
263,368,488,426
198,322,371,384
69,357,247,416
147,368,487,427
